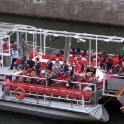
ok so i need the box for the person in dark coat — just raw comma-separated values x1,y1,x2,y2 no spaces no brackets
35,57,40,70
47,59,53,71
60,61,69,75
20,56,27,70
26,57,35,68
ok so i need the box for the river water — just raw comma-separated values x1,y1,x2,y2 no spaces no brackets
0,14,124,124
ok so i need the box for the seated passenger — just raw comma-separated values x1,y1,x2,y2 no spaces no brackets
20,56,27,70
26,57,35,68
37,49,43,55
83,76,98,91
18,67,27,82
60,61,69,75
34,57,40,70
47,59,53,71
47,71,57,86
52,58,61,71
26,67,37,84
11,66,21,81
81,54,87,61
68,62,74,76
74,61,81,75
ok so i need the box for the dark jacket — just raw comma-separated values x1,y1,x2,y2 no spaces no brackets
47,62,53,70
27,60,35,68
35,62,40,69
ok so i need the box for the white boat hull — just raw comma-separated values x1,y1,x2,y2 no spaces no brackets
0,99,109,122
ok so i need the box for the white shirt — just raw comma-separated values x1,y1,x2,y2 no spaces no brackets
12,50,18,58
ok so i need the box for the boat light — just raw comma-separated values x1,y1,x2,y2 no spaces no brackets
28,31,34,34
120,39,124,43
104,39,109,42
77,38,86,43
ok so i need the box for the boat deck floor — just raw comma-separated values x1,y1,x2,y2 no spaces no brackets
3,95,101,113
0,67,13,76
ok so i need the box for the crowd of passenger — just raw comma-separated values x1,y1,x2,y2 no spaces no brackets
10,54,98,90
9,47,124,91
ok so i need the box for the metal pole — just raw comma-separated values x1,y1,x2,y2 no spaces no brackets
16,32,19,53
64,37,71,63
89,39,91,66
43,35,46,55
8,36,10,54
35,33,37,53
25,31,27,42
1,36,3,67
96,36,98,68
33,33,35,58
40,33,42,50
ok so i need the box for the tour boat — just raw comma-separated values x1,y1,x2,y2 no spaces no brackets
1,22,124,122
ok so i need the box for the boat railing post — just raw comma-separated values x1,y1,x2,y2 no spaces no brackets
71,92,73,108
79,82,82,90
102,74,106,95
94,84,98,105
0,81,3,99
36,87,39,104
82,95,84,110
49,89,52,106
45,78,47,86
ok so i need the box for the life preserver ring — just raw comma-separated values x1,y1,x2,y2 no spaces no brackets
14,87,26,100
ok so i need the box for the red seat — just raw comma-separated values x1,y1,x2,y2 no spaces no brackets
52,89,60,97
49,56,56,61
16,58,21,65
42,55,49,59
96,81,103,88
68,91,76,99
30,87,37,94
40,62,47,68
83,91,92,101
44,88,52,96
69,58,73,63
60,90,67,98
76,92,83,100
38,88,45,95
22,85,30,93
27,68,33,73
10,83,21,90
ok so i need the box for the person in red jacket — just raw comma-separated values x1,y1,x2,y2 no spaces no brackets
74,61,81,75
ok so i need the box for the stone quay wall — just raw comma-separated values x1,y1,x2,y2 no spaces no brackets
0,0,124,26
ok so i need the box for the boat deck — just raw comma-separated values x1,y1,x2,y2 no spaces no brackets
0,67,13,76
4,95,101,113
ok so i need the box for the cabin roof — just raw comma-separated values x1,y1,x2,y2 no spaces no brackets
0,22,124,43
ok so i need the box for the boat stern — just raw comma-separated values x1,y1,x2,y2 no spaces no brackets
89,105,109,122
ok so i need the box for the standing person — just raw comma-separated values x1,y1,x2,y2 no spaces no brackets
9,48,18,70
21,39,27,56
2,75,10,98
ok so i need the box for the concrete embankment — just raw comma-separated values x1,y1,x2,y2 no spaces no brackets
0,0,124,26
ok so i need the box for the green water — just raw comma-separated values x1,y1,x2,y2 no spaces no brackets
0,14,124,124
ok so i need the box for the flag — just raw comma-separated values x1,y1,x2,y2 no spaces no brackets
115,86,124,113
95,68,104,81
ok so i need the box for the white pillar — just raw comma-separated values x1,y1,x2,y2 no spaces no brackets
43,35,46,55
96,36,98,68
89,39,91,66
0,83,3,98
40,33,42,50
25,31,27,42
8,36,10,54
16,32,19,52
64,37,71,63
1,36,3,67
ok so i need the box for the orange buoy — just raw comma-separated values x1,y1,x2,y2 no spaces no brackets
14,87,26,100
